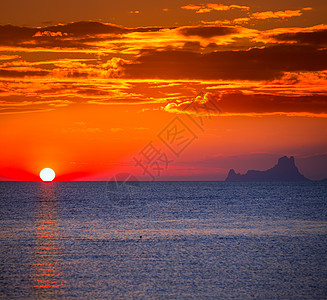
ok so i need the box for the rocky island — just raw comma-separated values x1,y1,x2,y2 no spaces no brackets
225,156,309,182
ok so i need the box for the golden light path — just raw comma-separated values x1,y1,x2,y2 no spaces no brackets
40,168,56,182
33,183,62,297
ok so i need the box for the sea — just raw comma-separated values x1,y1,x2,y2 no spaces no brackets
0,181,326,299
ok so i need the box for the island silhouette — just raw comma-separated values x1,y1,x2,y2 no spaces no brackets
225,156,309,181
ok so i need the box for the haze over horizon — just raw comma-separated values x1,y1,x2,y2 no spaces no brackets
1,0,327,181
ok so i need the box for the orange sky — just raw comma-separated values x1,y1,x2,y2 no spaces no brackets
0,0,327,181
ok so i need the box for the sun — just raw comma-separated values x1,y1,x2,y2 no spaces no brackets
40,168,56,182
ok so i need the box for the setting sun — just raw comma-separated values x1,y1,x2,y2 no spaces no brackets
40,168,55,182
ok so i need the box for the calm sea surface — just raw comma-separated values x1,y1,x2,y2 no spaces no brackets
0,181,326,299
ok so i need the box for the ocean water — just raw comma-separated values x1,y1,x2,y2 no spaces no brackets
0,181,326,299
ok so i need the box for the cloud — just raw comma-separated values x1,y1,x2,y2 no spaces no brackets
218,92,327,114
44,21,128,36
181,4,205,12
0,54,20,61
164,91,327,116
123,45,327,81
164,92,222,116
0,69,49,78
0,21,163,50
270,28,327,46
0,20,326,117
251,9,303,20
101,57,128,78
254,25,327,46
181,3,250,13
0,55,130,79
208,4,250,11
179,26,239,38
33,31,68,37
0,23,97,49
231,17,251,24
0,21,250,55
250,7,312,21
211,7,313,25
1,73,326,115
0,24,36,45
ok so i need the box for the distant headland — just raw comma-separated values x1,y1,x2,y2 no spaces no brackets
225,156,309,182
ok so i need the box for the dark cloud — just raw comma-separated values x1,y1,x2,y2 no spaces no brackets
219,92,327,114
0,69,49,77
0,21,164,49
0,24,92,49
165,92,327,115
272,28,327,45
133,26,168,33
44,21,128,36
179,26,238,38
124,45,327,80
0,22,125,49
44,21,164,36
0,24,36,45
182,41,202,49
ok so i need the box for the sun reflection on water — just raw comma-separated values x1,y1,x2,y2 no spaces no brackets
32,183,63,297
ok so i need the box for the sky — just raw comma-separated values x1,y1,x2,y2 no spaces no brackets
0,0,327,181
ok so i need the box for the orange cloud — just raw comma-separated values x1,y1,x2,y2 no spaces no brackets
0,54,20,61
0,21,326,119
251,9,302,20
181,3,250,13
181,4,202,11
206,7,313,25
207,4,250,11
164,92,222,116
33,31,68,37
